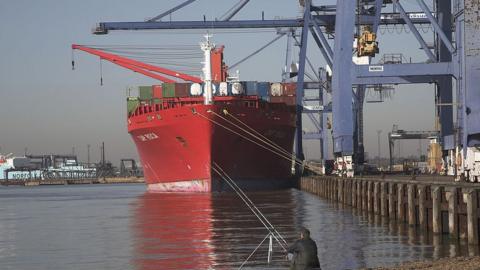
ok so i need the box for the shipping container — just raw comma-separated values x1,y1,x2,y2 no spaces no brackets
282,82,297,96
127,99,140,114
219,82,228,96
152,85,163,98
203,83,213,95
212,83,220,95
162,83,176,98
190,83,203,96
270,83,283,96
231,82,244,95
392,164,404,172
243,81,258,95
202,83,218,95
175,83,191,97
227,82,233,95
139,86,153,100
257,82,270,98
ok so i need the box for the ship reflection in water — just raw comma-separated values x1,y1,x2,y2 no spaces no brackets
132,190,296,269
132,192,215,269
132,189,477,270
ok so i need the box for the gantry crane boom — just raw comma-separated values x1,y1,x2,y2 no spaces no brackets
72,44,203,83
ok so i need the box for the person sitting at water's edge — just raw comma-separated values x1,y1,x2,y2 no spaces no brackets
287,227,321,270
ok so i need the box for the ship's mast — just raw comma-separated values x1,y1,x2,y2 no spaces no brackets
201,34,214,105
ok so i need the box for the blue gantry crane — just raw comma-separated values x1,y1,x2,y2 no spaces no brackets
90,0,480,181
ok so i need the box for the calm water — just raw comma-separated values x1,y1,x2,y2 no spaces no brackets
0,184,477,270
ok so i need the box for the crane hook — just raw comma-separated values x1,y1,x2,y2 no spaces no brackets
71,50,75,70
99,59,103,86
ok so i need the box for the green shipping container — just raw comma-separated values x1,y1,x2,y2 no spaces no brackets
139,86,153,100
162,83,176,98
152,98,163,104
127,99,140,114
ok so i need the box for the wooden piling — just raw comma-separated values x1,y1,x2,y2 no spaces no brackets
397,184,405,222
464,189,479,245
417,185,426,227
299,176,480,245
408,184,416,226
432,186,441,234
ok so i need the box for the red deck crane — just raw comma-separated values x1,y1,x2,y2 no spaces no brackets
71,44,203,83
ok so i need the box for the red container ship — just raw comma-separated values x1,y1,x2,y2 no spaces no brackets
74,36,297,192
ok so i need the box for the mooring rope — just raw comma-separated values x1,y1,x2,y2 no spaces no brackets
194,110,308,170
212,162,287,247
196,112,300,166
237,232,271,269
211,162,288,269
210,109,307,167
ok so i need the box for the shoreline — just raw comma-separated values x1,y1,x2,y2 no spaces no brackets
0,177,145,186
369,256,480,270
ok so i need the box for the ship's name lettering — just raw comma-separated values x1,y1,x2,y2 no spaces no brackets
137,133,159,141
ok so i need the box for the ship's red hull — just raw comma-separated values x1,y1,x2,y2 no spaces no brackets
128,97,296,192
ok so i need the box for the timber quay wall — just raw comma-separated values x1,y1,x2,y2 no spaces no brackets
300,175,480,246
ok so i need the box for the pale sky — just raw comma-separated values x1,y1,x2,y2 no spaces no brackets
0,0,439,165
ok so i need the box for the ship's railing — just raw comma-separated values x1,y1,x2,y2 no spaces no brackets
129,96,263,118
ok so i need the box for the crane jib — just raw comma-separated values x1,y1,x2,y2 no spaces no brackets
71,44,203,83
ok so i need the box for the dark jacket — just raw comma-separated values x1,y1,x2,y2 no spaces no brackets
287,237,321,270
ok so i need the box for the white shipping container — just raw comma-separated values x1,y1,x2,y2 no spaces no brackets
270,83,283,96
219,82,228,96
190,83,202,96
231,82,244,95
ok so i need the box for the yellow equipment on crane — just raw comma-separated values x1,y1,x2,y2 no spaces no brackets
357,27,379,57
